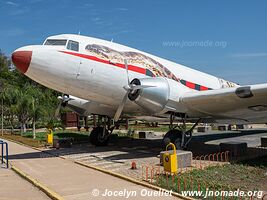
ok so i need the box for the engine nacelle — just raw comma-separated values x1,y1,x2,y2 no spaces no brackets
128,77,170,114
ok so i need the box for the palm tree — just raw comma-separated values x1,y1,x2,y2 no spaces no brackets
1,85,19,133
1,51,60,137
27,87,45,139
17,89,31,133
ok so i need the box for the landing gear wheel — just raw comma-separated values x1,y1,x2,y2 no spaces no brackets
162,129,182,150
90,127,109,146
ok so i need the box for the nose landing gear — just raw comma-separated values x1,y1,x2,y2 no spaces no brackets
89,116,115,146
89,126,110,146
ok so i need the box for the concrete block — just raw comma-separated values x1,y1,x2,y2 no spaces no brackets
219,142,247,157
160,150,192,168
138,131,154,139
261,136,267,147
197,126,212,132
53,138,72,148
236,124,249,130
218,125,227,131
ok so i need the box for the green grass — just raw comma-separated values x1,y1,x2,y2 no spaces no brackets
22,130,90,142
21,131,47,141
1,130,90,147
155,163,267,199
130,125,170,132
129,124,195,132
0,134,46,148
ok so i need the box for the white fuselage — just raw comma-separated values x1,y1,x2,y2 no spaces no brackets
13,34,238,117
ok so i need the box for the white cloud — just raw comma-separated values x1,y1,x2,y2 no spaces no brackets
0,27,25,37
84,3,94,7
91,17,101,22
5,1,18,6
116,7,128,11
8,8,28,16
102,29,132,37
28,0,44,3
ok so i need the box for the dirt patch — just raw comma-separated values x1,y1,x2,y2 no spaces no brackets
0,134,45,148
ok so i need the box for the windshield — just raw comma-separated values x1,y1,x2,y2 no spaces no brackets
44,39,67,46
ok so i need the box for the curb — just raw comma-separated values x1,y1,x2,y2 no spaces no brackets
1,137,194,200
11,165,64,200
0,138,64,200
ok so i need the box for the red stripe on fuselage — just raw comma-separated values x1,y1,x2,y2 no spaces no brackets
60,51,146,75
60,51,212,91
200,86,209,91
185,81,196,89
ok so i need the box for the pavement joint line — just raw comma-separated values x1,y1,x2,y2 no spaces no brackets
1,137,195,200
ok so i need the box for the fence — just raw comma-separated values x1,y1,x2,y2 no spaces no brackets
0,140,9,168
140,150,266,199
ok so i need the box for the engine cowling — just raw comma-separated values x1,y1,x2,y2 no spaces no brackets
128,77,170,114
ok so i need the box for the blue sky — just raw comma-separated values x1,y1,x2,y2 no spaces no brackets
0,0,266,84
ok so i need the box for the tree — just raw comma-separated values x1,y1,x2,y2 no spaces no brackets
16,87,32,133
27,86,45,139
1,85,19,133
0,50,60,136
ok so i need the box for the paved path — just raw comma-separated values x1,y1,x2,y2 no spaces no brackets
0,167,50,200
1,139,180,200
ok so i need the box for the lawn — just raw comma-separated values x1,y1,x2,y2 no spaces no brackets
0,133,46,148
0,130,90,147
156,157,267,199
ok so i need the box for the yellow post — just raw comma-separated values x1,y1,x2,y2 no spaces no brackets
163,143,178,173
47,128,54,145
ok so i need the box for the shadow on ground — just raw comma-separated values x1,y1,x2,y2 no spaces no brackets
8,129,267,162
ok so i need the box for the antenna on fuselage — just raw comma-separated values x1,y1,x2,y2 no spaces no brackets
78,31,81,35
111,38,113,42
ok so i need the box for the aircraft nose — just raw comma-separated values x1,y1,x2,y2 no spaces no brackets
11,50,32,74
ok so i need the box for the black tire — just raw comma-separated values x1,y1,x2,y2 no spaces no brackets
162,129,182,150
89,127,109,146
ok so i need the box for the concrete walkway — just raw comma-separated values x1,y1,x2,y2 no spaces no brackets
0,167,50,200
1,139,180,200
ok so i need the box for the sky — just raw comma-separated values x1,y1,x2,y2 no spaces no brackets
0,0,267,84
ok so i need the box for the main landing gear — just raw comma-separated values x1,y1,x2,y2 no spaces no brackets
89,116,115,146
162,113,201,150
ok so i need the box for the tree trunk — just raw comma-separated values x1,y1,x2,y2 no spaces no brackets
33,117,36,139
22,123,26,133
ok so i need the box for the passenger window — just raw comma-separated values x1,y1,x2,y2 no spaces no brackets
67,40,79,52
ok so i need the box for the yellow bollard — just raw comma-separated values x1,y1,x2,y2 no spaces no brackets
163,143,178,173
47,128,54,145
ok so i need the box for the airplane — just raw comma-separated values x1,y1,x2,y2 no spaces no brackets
11,34,267,149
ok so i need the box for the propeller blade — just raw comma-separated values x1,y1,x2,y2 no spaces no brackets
124,59,130,86
54,101,62,119
54,93,66,119
115,59,155,122
114,91,130,122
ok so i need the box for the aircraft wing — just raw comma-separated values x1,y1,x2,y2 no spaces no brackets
180,83,267,124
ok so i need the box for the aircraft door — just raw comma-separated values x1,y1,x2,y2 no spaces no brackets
76,59,82,79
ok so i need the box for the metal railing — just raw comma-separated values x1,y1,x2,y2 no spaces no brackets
0,140,8,168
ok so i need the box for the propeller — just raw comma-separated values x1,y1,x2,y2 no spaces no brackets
54,94,73,119
113,60,153,122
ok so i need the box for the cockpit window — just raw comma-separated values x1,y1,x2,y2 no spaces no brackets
67,40,79,52
44,39,67,46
